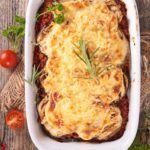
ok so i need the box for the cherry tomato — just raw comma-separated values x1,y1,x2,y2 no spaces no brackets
1,143,6,150
5,109,25,130
0,50,17,69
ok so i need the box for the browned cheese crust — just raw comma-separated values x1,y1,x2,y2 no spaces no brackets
34,0,130,142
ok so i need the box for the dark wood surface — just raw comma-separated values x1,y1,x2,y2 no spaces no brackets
0,0,149,149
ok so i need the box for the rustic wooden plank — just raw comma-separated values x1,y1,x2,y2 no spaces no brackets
0,59,37,149
0,0,36,149
136,0,150,31
136,0,150,145
0,0,14,92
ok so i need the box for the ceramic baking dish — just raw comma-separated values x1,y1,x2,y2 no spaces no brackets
25,0,141,149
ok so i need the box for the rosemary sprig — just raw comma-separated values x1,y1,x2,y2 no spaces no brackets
73,39,99,79
25,65,42,89
36,1,65,24
96,64,115,77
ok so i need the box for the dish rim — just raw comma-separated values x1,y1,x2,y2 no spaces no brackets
25,0,141,150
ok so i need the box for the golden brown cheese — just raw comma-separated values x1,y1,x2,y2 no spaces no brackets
37,0,129,141
38,97,122,140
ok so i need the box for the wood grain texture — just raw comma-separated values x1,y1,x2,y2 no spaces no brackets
0,0,36,149
137,0,150,31
0,0,149,149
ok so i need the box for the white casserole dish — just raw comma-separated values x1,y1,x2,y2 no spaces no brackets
25,0,141,149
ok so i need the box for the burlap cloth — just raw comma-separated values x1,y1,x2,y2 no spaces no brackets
0,32,149,143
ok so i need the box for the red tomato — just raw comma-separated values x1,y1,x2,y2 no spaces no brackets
0,50,17,69
1,143,6,150
5,109,25,130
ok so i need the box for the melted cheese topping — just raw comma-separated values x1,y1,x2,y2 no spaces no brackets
37,0,129,140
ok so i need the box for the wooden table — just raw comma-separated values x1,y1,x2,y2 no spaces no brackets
0,0,149,149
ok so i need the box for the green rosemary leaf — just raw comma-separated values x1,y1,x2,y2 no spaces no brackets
25,65,42,87
90,47,100,61
79,39,87,59
73,50,86,64
72,42,79,49
96,64,115,77
73,39,97,78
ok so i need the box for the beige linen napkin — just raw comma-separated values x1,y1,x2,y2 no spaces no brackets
0,58,24,112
